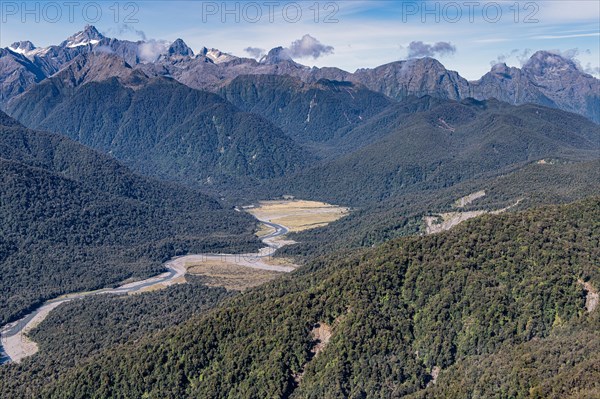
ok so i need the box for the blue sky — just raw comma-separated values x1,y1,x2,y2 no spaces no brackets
1,0,598,79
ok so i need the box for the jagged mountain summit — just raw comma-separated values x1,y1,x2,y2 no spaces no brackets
61,24,105,48
260,47,294,65
1,26,598,122
198,47,237,63
8,40,36,54
168,38,194,57
470,50,600,123
351,57,470,101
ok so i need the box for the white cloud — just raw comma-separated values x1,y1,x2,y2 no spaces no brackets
138,40,170,62
287,34,334,59
406,41,456,58
244,47,266,59
583,63,600,77
104,24,147,41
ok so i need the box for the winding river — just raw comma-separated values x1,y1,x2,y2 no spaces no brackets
0,219,292,365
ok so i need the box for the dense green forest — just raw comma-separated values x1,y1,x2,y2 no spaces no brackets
219,75,393,154
0,113,260,324
279,158,600,258
0,276,235,397
6,75,311,188
406,310,600,398
271,98,600,206
3,198,595,398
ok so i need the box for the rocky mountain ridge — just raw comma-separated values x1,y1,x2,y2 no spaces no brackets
1,25,598,122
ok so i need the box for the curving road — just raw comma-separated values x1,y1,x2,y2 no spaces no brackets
0,218,291,365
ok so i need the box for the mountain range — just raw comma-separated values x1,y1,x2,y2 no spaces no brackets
5,53,311,189
1,25,599,122
1,24,600,399
4,30,598,200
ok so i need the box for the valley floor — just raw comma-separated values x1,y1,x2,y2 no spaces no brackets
0,218,291,364
0,199,346,365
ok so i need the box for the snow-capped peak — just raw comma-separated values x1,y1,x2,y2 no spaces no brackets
7,40,51,58
9,41,36,53
198,47,237,64
63,25,104,48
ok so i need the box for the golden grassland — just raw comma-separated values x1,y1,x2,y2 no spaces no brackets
248,200,349,233
185,261,283,291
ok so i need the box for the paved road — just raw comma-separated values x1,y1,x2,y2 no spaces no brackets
0,219,290,365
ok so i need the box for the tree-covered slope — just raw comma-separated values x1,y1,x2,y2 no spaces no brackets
0,276,236,397
6,72,311,188
406,310,600,399
274,98,600,206
279,158,600,258
23,198,599,398
219,75,393,155
0,113,260,324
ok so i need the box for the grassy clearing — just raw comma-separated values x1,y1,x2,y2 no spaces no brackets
186,261,283,291
248,200,349,232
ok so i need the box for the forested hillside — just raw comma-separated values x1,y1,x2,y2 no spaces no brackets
0,276,236,397
407,310,600,398
12,198,597,398
219,75,393,154
6,72,311,188
8,62,598,204
0,113,260,324
274,98,600,205
280,158,600,258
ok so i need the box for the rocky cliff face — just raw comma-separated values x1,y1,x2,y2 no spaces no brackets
469,63,559,109
0,50,40,102
42,53,149,89
351,58,470,101
470,51,600,123
167,39,195,58
9,41,36,53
